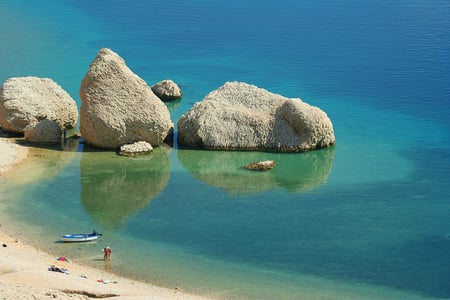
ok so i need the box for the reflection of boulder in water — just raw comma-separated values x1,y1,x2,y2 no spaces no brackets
61,134,81,152
80,148,170,229
178,147,335,194
272,147,335,193
166,98,182,112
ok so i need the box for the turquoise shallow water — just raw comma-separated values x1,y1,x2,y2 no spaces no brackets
1,1,450,299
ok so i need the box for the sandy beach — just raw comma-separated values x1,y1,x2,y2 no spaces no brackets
0,137,211,300
0,137,29,177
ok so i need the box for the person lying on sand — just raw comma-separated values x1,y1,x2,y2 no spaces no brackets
48,264,68,274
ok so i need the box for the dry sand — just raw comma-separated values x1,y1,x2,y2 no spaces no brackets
0,137,212,300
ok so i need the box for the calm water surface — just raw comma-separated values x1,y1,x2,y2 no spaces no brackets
1,1,449,299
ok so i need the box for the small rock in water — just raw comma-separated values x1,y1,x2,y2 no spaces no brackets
151,79,183,101
119,141,153,157
244,160,276,171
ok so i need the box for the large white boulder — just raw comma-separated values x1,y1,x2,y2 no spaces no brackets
79,48,174,149
0,77,78,133
178,82,335,152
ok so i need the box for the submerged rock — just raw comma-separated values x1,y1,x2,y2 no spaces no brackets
245,160,276,171
178,81,335,152
80,48,174,149
0,77,78,133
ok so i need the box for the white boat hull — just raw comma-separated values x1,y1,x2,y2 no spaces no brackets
60,233,98,242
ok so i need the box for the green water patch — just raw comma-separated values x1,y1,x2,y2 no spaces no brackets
177,147,335,194
79,148,171,229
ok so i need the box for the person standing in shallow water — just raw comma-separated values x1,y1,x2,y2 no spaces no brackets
103,247,112,260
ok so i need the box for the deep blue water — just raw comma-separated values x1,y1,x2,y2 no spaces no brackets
1,1,450,299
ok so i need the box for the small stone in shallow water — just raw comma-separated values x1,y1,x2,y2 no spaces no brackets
119,141,153,157
244,160,275,171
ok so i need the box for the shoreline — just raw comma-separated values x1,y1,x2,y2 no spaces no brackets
0,137,212,300
0,136,29,176
0,225,210,300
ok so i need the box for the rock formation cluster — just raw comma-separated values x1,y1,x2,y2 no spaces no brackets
0,48,335,155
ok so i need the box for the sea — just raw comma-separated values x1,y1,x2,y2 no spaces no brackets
1,1,449,299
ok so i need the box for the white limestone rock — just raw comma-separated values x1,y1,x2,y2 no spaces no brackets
119,141,153,157
80,48,174,149
0,77,78,133
151,79,182,101
178,82,335,152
